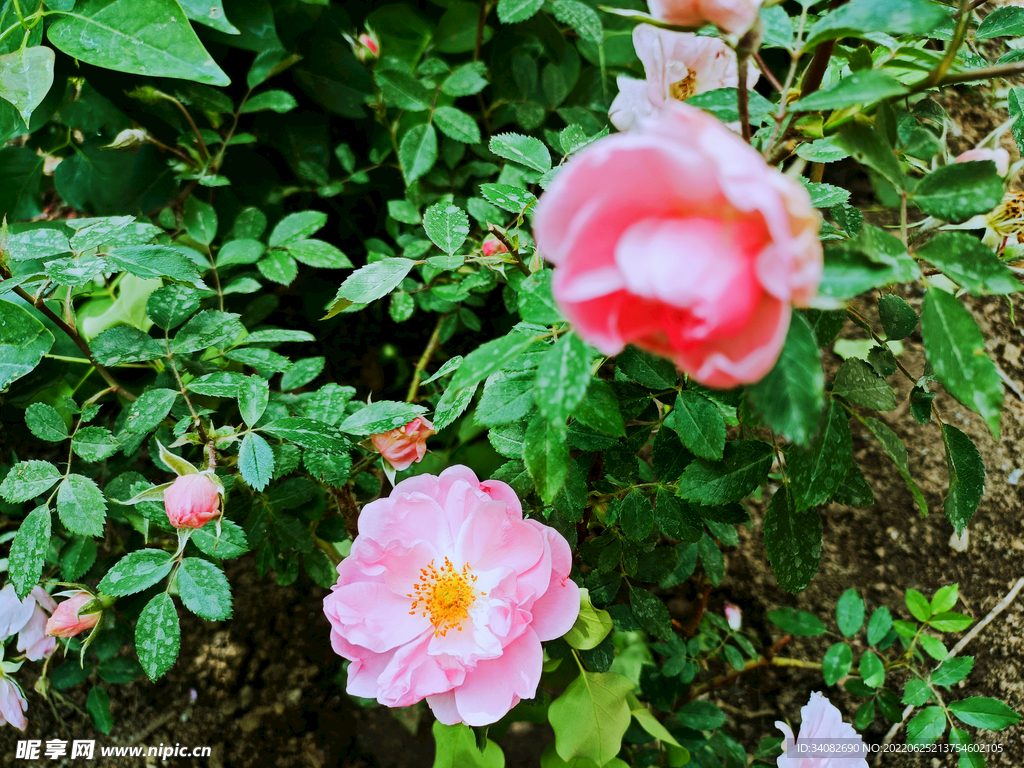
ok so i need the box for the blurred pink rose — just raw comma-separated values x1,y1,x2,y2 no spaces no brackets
610,25,758,132
164,473,221,530
533,102,822,388
0,677,27,731
0,585,57,661
648,0,764,35
323,465,580,726
724,601,742,630
371,417,435,471
481,237,509,257
955,147,1010,177
776,692,868,768
45,592,101,639
357,31,380,61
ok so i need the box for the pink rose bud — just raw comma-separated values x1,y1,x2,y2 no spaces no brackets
163,473,221,530
648,0,765,35
724,601,742,630
533,102,822,389
324,466,580,725
955,147,1010,177
371,417,435,471
610,25,759,133
481,237,509,257
0,677,28,731
777,692,869,768
357,31,380,61
44,592,101,639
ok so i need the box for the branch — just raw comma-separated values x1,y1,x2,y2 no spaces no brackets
486,222,531,276
406,313,446,402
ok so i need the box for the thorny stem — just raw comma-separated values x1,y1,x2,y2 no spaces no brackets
406,314,447,402
486,222,531,276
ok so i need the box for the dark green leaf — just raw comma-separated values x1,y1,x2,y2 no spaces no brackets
917,233,1019,295
878,294,918,340
789,399,853,510
135,592,180,681
912,163,1003,223
833,357,897,410
677,440,773,506
941,423,985,536
763,486,821,593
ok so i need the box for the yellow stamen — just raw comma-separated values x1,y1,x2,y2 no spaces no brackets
669,73,698,101
407,557,482,637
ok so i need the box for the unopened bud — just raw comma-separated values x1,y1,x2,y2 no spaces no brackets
45,592,101,638
164,472,221,529
356,30,380,62
724,601,742,631
106,128,149,149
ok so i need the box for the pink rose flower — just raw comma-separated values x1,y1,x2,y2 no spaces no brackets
45,592,101,639
533,102,822,388
371,417,436,471
724,601,742,631
0,677,27,731
648,0,765,35
776,692,868,768
0,585,57,661
610,25,758,133
323,465,580,726
163,473,221,530
955,147,1010,177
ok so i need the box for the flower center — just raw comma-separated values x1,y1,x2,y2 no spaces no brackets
669,72,698,101
408,557,483,637
988,191,1024,236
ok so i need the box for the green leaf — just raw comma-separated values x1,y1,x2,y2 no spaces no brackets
950,729,986,768
629,586,673,639
833,357,897,410
917,233,1018,295
929,611,972,632
146,285,200,330
549,671,633,766
766,607,826,636
105,245,205,286
834,120,903,190
90,326,163,366
26,403,69,442
177,557,232,620
911,163,1004,223
399,123,438,183
948,698,1021,731
941,423,984,536
0,46,56,123
376,69,432,111
60,536,97,581
56,474,106,537
87,685,113,735
6,228,70,261
788,399,853,510
619,490,654,542
0,460,61,503
791,70,906,112
805,0,949,46
919,634,948,661
823,642,853,686
921,288,1002,438
258,251,297,285
451,333,538,392
72,427,120,461
930,656,974,687
135,592,180,681
564,589,613,650
431,722,505,768
192,519,248,560
746,313,823,446
902,680,932,706
518,270,565,325
616,346,675,389
575,379,625,437
866,606,892,645
802,181,850,208
931,584,960,615
238,89,296,113
837,588,866,637
123,388,177,435
698,533,725,586
860,651,885,688
676,700,727,730
878,294,918,340
442,62,489,97
523,413,569,502
677,440,773,506
763,486,821,593
976,6,1024,38
489,133,551,173
332,258,416,307
8,504,50,599
906,706,946,746
98,549,174,596
423,202,471,256
171,310,243,354
285,239,352,269
480,183,536,214
535,333,591,423
47,0,230,85
281,357,324,391
434,105,482,144
477,371,537,427
669,391,725,461
262,417,350,452
238,376,269,427
862,417,927,516
0,298,54,389
184,196,217,245
497,0,543,23
551,0,603,43
178,0,238,33
269,211,327,247
238,433,274,491
340,401,427,436
904,588,932,621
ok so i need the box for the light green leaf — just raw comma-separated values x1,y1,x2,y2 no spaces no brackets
56,474,107,537
834,120,903,190
281,357,324,390
146,285,200,330
431,722,505,768
450,333,538,392
135,592,180,681
123,388,177,435
72,427,120,461
823,642,853,686
261,417,351,452
805,0,949,46
238,376,269,426
535,333,590,423
284,239,352,269
434,105,481,144
948,698,1021,731
911,163,1004,223
423,202,471,256
269,211,327,247
340,401,428,436
524,413,569,503
171,310,243,354
976,6,1024,39
177,557,232,620
239,89,296,113
480,183,537,214
0,460,61,503
917,233,1019,295
564,589,613,650
836,588,865,637
26,403,69,442
549,671,634,766
669,391,725,461
98,549,174,596
497,0,543,23
90,326,163,366
551,0,603,43
400,123,438,183
489,133,551,173
0,46,56,123
441,62,489,97
791,70,906,112
238,432,274,491
8,505,50,599
192,518,248,560
331,258,416,311
178,0,239,33
0,298,54,389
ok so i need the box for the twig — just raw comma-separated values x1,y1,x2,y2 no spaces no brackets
927,0,971,88
800,41,835,98
685,636,803,702
406,314,447,402
755,53,784,93
874,577,1024,764
486,223,530,276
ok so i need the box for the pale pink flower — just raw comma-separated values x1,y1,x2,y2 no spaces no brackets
776,692,868,768
323,465,580,726
533,102,822,388
610,25,758,133
724,601,742,630
481,237,509,257
163,473,221,530
371,417,436,472
45,592,101,639
648,0,764,35
0,585,57,661
0,677,27,731
955,147,1010,177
